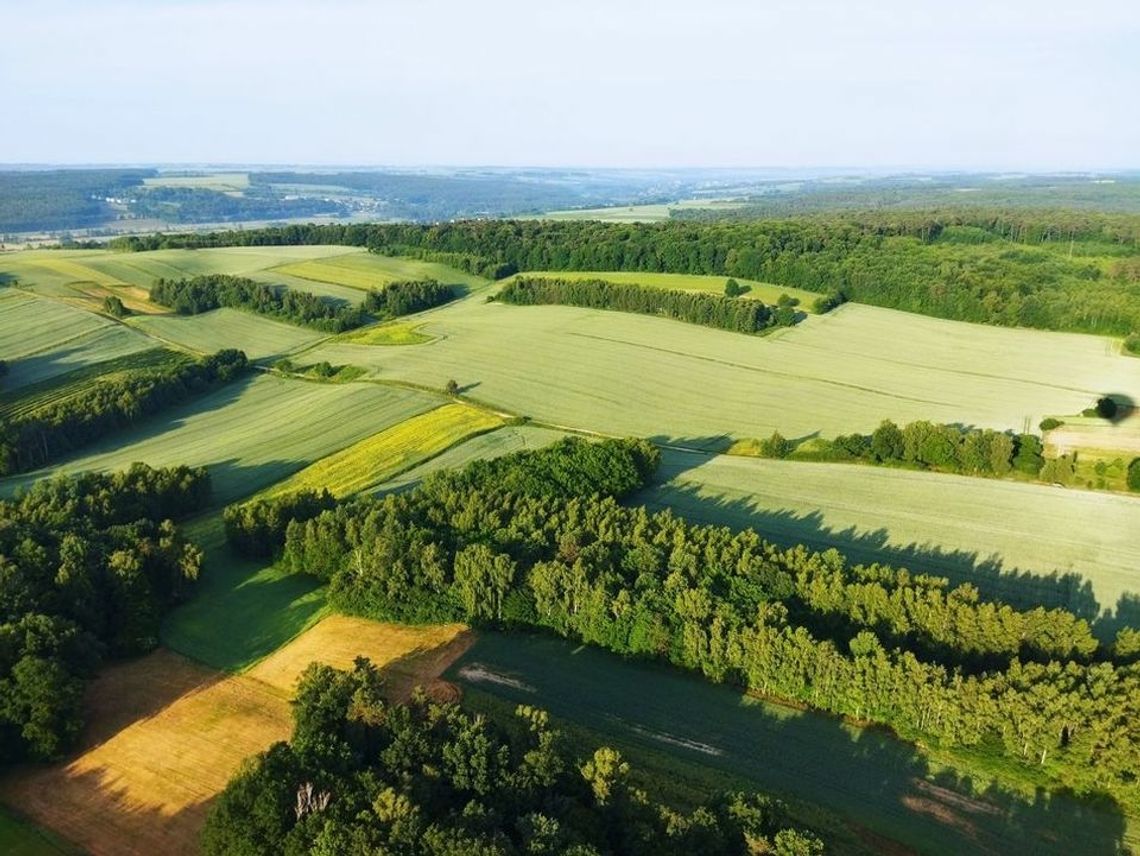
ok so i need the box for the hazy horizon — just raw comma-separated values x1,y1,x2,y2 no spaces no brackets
2,0,1137,170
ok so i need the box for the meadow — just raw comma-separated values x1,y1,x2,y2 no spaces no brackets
261,402,504,499
0,290,154,390
0,375,439,504
448,633,1134,856
271,251,489,292
304,298,1140,444
0,809,71,856
641,449,1140,629
507,269,820,308
126,308,326,361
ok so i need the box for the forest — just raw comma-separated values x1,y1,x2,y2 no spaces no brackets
0,349,248,475
203,658,822,855
110,210,1140,337
496,277,781,333
222,438,1140,807
0,465,209,763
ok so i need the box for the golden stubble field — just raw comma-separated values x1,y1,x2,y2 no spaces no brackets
0,617,472,856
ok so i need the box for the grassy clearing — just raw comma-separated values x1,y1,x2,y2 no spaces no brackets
640,448,1140,629
0,375,439,505
0,348,187,422
336,320,434,346
508,269,819,309
0,619,470,856
126,307,327,361
534,199,747,223
302,299,1140,445
272,252,489,292
142,172,250,192
261,403,504,499
447,632,1132,856
0,290,154,390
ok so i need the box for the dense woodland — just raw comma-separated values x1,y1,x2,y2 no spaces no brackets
0,349,248,475
204,660,821,855
496,277,781,334
113,211,1140,337
224,439,1139,808
150,274,454,332
0,169,152,233
0,465,208,763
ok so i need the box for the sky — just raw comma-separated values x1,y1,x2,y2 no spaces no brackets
1,0,1137,170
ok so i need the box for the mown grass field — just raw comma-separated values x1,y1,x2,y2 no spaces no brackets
447,632,1133,856
641,449,1140,630
303,298,1140,444
0,375,439,505
0,290,154,390
0,349,187,422
126,307,326,361
508,269,820,309
0,618,469,856
261,403,503,499
271,252,488,292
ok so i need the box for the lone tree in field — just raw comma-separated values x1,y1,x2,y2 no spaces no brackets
445,379,460,396
103,295,129,317
1096,396,1119,420
1129,458,1140,492
724,278,743,297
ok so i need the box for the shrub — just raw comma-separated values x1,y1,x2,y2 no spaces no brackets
1039,417,1063,431
1128,458,1140,492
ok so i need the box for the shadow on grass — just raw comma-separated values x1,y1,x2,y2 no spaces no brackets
638,439,1140,637
448,632,1128,856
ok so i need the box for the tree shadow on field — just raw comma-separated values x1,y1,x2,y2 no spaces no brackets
631,440,1140,637
448,633,1130,856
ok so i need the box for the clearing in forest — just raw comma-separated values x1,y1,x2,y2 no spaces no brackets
0,618,471,856
508,270,819,308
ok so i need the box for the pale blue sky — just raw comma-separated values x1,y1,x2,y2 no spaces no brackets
1,0,1136,169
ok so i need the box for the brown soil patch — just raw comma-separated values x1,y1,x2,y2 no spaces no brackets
0,618,472,856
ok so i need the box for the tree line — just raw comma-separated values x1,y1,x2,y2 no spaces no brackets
0,465,209,764
223,438,1138,807
150,274,455,332
109,211,1140,338
0,349,248,476
496,277,782,334
203,658,822,855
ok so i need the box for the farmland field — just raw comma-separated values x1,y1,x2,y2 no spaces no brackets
447,632,1132,856
271,252,488,292
302,298,1140,444
0,375,439,504
509,269,820,308
142,172,250,192
641,449,1140,628
336,320,434,345
126,307,326,360
261,402,504,499
0,619,468,856
0,290,154,390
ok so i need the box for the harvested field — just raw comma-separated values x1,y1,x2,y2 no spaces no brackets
0,619,471,856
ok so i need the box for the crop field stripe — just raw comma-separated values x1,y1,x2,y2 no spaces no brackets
126,307,328,361
262,402,504,498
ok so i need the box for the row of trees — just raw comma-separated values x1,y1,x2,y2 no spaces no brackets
496,277,781,334
151,275,367,332
203,658,821,855
0,349,248,475
363,279,455,318
109,211,1140,337
226,438,1139,804
0,465,209,763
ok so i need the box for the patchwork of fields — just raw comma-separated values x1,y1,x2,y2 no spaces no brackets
305,298,1140,443
0,618,470,856
0,375,439,504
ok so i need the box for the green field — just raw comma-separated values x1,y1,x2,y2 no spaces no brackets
0,290,154,390
0,808,73,856
0,375,439,504
508,270,820,309
336,320,434,346
271,252,489,293
161,512,329,671
126,308,326,361
302,298,1140,444
534,199,747,223
447,632,1129,856
142,172,251,192
641,449,1140,630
